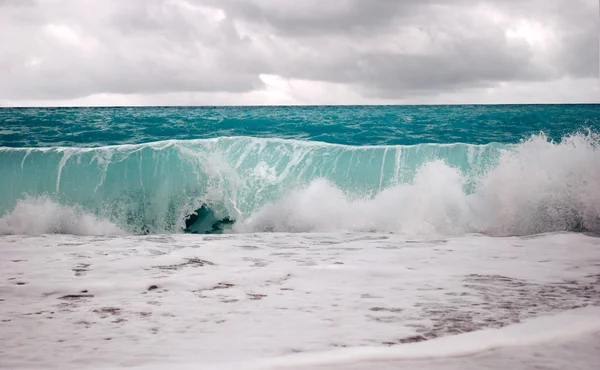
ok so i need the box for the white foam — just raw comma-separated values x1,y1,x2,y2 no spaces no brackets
0,196,126,235
2,232,600,369
247,306,600,370
235,162,469,234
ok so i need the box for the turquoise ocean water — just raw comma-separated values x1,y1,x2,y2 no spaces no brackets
0,105,599,235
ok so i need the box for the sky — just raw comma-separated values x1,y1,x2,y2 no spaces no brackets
0,0,598,106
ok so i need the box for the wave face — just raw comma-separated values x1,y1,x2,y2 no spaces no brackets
1,133,599,236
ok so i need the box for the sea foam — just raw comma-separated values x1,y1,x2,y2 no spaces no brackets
0,196,125,235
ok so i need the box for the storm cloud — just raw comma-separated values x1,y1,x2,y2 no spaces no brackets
0,0,597,105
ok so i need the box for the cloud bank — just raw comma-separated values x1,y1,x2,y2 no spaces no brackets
0,0,597,105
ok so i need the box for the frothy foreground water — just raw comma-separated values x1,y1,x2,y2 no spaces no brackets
1,232,599,369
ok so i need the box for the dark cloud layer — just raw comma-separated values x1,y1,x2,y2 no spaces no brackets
0,0,597,104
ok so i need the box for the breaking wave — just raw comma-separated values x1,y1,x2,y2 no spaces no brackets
0,132,598,236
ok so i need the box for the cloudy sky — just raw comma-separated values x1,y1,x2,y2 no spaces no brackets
0,0,598,106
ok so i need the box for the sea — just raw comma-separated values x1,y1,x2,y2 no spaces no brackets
1,104,599,370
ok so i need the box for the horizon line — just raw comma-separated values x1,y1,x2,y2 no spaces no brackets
1,102,599,109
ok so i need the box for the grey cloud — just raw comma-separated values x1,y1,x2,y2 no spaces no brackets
0,0,263,99
208,0,534,37
0,0,596,102
235,1,554,97
207,0,413,36
554,0,599,78
213,0,597,85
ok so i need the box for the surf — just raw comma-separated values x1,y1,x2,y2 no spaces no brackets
0,132,598,236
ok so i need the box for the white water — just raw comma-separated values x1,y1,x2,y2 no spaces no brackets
0,196,125,236
1,232,599,369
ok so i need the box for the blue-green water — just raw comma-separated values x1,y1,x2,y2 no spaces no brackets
2,105,598,147
0,105,599,235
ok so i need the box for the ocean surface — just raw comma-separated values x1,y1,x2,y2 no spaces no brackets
1,105,600,369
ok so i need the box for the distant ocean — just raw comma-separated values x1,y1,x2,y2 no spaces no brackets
1,105,600,369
